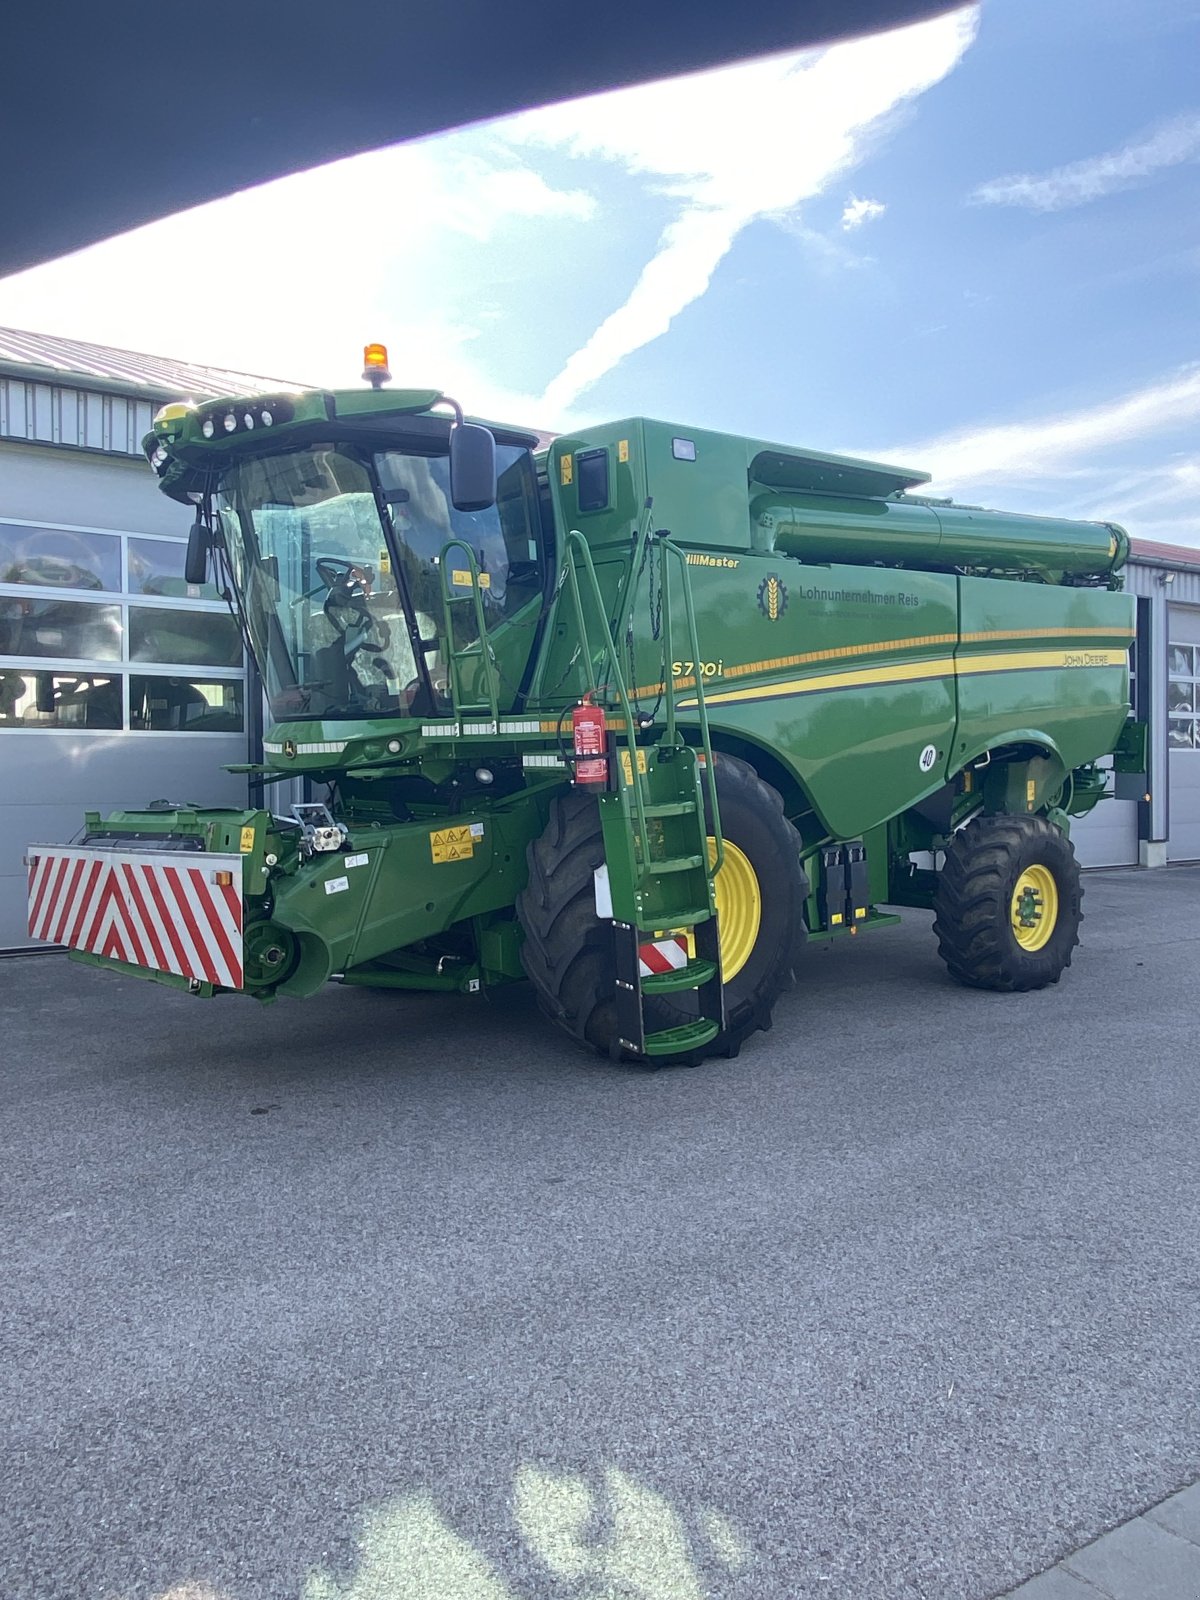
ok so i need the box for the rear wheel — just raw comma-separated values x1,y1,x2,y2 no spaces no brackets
516,754,808,1062
932,812,1082,991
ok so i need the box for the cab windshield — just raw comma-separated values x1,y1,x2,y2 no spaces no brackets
215,442,539,721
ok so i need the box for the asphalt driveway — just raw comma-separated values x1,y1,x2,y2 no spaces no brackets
2,866,1199,1600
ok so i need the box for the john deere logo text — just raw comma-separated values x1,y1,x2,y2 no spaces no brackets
757,574,788,621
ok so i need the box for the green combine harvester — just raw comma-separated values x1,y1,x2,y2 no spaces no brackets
26,347,1143,1063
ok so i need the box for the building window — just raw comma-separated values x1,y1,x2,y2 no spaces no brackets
1168,644,1198,749
0,523,122,592
0,670,121,728
130,675,244,732
0,517,244,734
128,605,242,668
0,594,123,659
126,535,220,602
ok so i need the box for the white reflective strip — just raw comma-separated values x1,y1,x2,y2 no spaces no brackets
263,739,346,755
41,856,78,943
174,867,233,987
157,867,208,979
92,896,130,965
421,718,549,738
58,858,97,946
133,863,179,974
27,854,56,940
522,754,567,769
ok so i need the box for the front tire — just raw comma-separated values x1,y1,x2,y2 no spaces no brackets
516,754,808,1062
933,812,1082,992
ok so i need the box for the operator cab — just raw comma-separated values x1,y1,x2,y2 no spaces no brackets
212,430,544,722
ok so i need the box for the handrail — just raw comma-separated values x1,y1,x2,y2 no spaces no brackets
560,530,651,856
657,538,724,875
437,538,501,724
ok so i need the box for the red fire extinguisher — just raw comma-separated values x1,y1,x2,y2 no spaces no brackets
572,693,609,786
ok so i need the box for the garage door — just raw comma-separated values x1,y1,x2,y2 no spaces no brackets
1071,764,1138,867
1167,605,1200,861
1,446,249,948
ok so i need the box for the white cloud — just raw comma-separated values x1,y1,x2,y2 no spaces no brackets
970,111,1200,212
879,367,1200,545
0,8,975,427
841,195,886,231
0,140,594,422
505,6,978,414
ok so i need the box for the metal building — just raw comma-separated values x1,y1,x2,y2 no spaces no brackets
1071,538,1200,868
0,328,299,948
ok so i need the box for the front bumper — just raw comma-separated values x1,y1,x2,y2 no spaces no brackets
27,844,245,990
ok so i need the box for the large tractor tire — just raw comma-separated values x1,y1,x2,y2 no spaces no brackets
516,754,808,1063
932,812,1082,992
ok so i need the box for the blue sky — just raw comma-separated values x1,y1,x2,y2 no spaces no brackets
0,0,1197,542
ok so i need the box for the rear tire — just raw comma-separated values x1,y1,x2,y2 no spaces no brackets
516,755,808,1062
932,812,1082,992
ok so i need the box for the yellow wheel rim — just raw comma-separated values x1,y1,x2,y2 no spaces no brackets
707,837,762,981
1010,864,1058,952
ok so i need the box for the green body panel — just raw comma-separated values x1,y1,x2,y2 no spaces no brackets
267,799,546,995
50,390,1136,1012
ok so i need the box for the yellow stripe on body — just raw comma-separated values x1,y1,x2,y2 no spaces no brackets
683,646,1128,709
632,627,1131,704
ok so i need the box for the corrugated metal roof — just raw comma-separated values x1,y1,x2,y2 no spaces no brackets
1130,536,1200,569
0,325,305,401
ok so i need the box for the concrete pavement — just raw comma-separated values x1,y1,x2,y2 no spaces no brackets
2,865,1200,1599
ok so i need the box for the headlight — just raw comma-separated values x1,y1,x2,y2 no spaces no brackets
223,413,237,433
201,418,215,438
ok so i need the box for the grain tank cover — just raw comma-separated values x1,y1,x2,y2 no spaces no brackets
750,446,930,501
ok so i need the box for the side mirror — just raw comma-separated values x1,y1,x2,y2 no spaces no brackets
184,518,210,585
449,423,497,512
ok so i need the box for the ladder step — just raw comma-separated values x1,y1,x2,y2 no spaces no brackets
643,1019,721,1057
638,905,711,929
640,854,705,875
640,802,699,817
640,957,718,995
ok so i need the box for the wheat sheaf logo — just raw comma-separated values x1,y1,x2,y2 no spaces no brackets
757,573,788,621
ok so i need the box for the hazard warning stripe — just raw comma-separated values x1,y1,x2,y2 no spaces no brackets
58,858,101,948
638,935,690,977
26,846,244,989
122,864,169,974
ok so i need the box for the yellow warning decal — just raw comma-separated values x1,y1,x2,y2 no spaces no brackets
451,569,491,588
1026,779,1037,810
560,454,573,487
430,825,475,864
619,748,649,783
618,439,629,463
239,825,255,853
378,549,391,575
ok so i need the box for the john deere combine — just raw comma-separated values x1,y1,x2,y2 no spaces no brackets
27,349,1141,1062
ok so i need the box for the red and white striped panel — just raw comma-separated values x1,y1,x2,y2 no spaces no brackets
638,934,689,977
26,846,244,989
